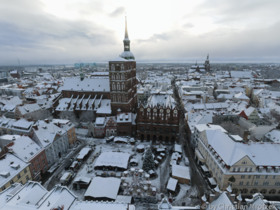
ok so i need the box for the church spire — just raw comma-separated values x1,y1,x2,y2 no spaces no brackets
125,16,129,39
120,16,135,60
123,16,130,52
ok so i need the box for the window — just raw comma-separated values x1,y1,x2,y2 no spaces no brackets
24,169,27,173
239,181,243,186
256,175,260,179
263,181,269,186
111,64,115,71
254,182,258,186
241,175,245,179
17,174,21,179
26,175,30,181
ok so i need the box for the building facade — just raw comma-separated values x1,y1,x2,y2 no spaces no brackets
196,129,280,197
137,94,179,142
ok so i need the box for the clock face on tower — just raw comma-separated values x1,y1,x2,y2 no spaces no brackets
147,108,151,112
167,109,170,113
174,110,178,114
153,108,157,112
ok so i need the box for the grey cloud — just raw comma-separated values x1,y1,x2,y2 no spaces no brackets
0,0,120,64
133,21,280,62
109,7,125,17
183,23,194,28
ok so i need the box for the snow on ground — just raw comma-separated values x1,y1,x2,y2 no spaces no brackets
50,137,195,204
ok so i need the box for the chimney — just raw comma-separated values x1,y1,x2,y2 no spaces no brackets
243,130,250,142
236,193,242,210
33,125,38,130
200,194,208,209
208,193,216,203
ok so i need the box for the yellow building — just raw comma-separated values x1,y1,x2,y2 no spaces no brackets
0,153,32,192
197,129,280,197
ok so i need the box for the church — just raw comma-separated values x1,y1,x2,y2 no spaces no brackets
55,17,137,120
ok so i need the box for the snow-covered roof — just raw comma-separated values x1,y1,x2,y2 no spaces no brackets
0,183,23,209
207,192,235,210
234,92,249,100
71,201,131,210
94,152,130,169
33,120,66,147
59,77,110,92
0,153,30,189
76,147,91,160
203,129,280,166
146,94,176,109
244,107,256,116
38,185,77,210
95,117,106,126
171,165,190,180
195,124,227,133
12,119,33,130
230,71,252,79
119,51,135,60
7,136,42,162
0,134,21,141
84,177,121,200
17,103,42,115
167,177,178,191
174,144,182,154
265,129,280,143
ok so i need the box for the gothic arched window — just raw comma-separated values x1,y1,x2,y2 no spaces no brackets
111,64,115,71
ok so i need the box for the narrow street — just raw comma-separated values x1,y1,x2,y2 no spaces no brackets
172,79,210,197
43,140,86,190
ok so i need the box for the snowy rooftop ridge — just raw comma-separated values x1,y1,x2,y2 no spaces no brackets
94,152,130,169
59,77,110,92
203,129,280,166
146,94,176,109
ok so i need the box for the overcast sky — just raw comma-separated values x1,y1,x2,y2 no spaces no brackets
0,0,280,65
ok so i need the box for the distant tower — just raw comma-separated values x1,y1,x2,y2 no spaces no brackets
204,54,210,71
109,17,137,114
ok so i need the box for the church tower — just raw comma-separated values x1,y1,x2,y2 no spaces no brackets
109,17,137,115
204,54,210,71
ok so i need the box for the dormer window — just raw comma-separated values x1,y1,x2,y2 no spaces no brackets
0,171,10,178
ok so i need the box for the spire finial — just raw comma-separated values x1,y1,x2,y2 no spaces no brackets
125,16,128,39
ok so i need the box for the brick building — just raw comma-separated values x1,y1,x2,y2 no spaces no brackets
137,94,179,142
5,136,48,181
109,17,137,115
